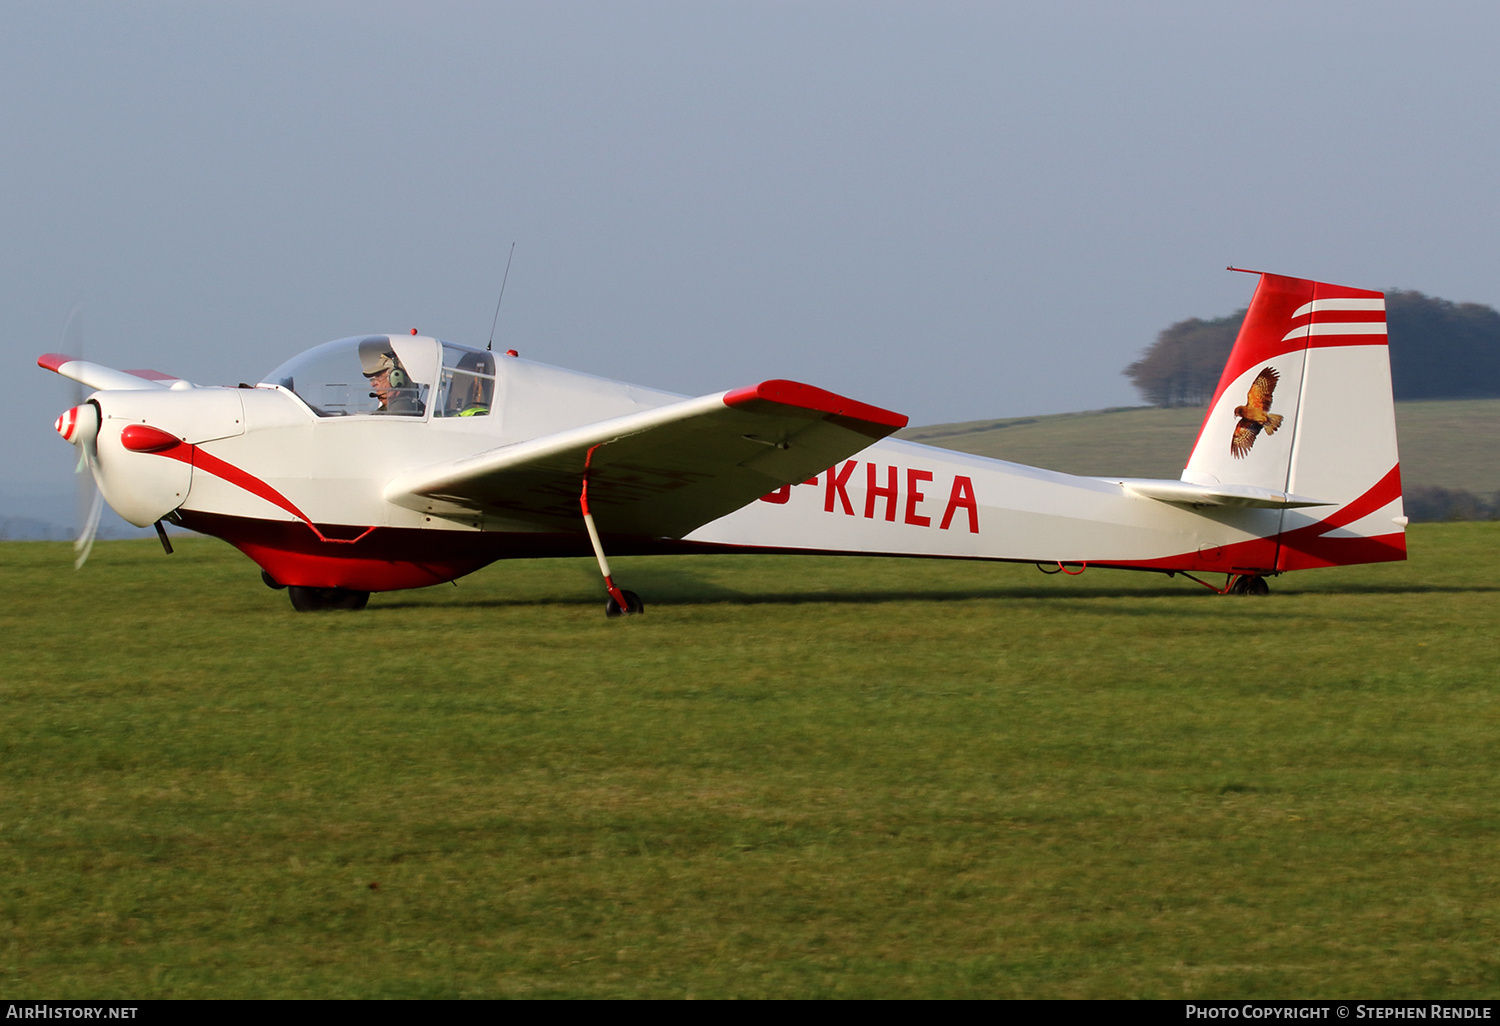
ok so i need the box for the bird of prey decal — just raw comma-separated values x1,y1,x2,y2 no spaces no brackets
1230,366,1284,459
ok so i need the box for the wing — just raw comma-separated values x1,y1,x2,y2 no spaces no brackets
1245,365,1279,412
384,380,908,537
38,354,189,391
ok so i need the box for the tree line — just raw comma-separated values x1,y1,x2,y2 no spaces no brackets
1124,290,1500,407
1122,289,1500,521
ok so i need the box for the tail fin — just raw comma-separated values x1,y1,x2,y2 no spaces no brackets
1182,271,1405,570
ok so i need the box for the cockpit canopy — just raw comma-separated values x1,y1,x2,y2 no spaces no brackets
261,335,496,419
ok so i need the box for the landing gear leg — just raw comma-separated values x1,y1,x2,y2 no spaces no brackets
582,445,643,618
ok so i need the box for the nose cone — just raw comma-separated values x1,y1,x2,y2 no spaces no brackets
55,404,99,447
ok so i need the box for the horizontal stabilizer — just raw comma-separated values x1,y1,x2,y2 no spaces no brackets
1117,479,1332,509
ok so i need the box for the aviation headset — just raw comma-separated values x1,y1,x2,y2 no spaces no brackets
367,352,409,389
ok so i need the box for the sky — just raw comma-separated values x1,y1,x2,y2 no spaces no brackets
4,1,1499,532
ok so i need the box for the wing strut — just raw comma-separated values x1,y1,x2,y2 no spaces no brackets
581,445,643,618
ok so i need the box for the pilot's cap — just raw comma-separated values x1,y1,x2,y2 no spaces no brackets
360,349,399,377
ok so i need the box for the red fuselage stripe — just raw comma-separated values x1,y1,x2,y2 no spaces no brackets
128,430,316,526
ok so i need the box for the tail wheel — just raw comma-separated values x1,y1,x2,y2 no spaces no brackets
1228,575,1270,596
605,590,645,618
288,586,371,612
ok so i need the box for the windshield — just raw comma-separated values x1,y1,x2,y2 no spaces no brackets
260,335,435,417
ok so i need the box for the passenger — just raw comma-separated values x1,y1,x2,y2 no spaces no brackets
455,371,490,417
446,352,493,417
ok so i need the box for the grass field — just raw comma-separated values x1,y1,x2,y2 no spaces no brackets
2,529,1498,998
903,398,1500,494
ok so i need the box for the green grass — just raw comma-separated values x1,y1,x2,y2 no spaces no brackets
903,398,1500,494
2,529,1498,998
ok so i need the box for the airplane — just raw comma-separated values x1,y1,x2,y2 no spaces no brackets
39,270,1406,614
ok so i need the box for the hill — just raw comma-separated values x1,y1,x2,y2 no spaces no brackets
901,398,1500,512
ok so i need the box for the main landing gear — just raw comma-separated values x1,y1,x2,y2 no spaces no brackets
288,585,370,611
605,590,645,617
262,569,370,611
582,445,644,619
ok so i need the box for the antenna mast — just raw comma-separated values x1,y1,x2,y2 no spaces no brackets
487,242,516,352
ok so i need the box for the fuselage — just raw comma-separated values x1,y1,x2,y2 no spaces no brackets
71,333,1368,594
58,271,1409,601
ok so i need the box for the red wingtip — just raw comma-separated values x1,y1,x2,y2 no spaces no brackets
724,379,909,431
38,353,72,372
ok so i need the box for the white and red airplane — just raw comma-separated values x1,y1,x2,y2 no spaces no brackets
40,270,1406,613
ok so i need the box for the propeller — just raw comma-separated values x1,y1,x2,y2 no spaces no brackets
57,302,103,568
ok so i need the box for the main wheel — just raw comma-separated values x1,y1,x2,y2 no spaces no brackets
605,590,645,617
289,586,371,612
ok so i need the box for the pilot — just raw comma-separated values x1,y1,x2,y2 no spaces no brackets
361,349,424,416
